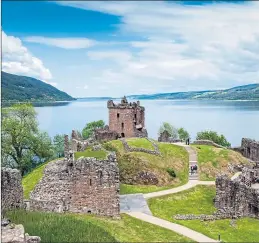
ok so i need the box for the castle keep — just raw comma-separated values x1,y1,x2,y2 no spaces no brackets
107,96,148,138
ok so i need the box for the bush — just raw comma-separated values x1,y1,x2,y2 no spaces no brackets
82,120,105,139
196,130,231,147
166,168,176,178
102,142,118,153
178,128,190,140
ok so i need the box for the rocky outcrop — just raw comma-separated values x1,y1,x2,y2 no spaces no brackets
1,168,23,212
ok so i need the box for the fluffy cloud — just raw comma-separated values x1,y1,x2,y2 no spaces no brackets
55,1,259,96
24,36,95,49
2,31,52,80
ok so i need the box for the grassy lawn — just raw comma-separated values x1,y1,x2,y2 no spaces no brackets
120,183,174,195
148,185,259,242
6,210,192,242
74,148,108,160
105,140,189,194
127,138,155,150
192,145,249,181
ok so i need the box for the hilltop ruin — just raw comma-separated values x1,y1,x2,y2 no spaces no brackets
107,96,148,138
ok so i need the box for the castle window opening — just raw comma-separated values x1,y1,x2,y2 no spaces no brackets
90,179,92,186
117,113,119,118
134,114,137,119
121,122,124,129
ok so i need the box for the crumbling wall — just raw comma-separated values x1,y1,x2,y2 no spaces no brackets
241,138,259,162
214,173,259,218
192,140,227,148
1,168,23,211
94,125,119,142
158,130,170,142
29,154,120,217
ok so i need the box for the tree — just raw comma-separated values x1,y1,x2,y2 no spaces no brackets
53,134,65,158
82,120,105,139
158,122,178,139
178,127,190,140
1,103,54,175
196,130,231,147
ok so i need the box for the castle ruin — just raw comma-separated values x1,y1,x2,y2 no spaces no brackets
215,165,259,219
29,132,120,218
232,138,259,162
107,96,148,138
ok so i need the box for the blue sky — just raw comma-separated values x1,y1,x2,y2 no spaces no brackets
2,1,259,97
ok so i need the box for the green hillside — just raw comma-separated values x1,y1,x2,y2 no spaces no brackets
1,71,75,103
128,83,259,100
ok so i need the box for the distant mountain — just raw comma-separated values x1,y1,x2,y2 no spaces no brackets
127,83,259,101
1,72,75,103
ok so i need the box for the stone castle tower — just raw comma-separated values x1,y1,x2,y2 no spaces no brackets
107,96,148,138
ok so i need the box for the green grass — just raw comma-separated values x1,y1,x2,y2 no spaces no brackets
127,138,155,150
148,185,259,242
22,159,60,199
120,183,174,194
74,148,108,160
105,140,189,194
192,145,249,181
6,210,192,242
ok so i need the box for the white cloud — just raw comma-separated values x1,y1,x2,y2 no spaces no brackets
2,31,52,80
87,50,132,63
24,36,96,49
54,1,259,96
84,85,88,89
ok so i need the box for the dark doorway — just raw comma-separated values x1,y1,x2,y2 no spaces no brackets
117,113,120,118
121,133,125,137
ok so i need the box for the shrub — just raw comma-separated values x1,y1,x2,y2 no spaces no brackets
196,130,231,147
178,128,190,140
166,168,176,178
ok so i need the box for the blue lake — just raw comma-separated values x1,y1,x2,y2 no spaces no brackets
35,99,259,147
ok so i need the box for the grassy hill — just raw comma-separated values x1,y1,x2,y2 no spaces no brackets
1,71,75,103
148,185,259,242
192,145,250,181
128,83,259,100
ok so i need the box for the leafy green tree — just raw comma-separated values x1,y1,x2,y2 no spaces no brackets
1,103,54,175
196,130,231,147
53,134,65,158
82,120,105,139
178,127,190,140
158,122,178,139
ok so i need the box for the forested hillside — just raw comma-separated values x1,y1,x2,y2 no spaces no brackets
1,72,75,102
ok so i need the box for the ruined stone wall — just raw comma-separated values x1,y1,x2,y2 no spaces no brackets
94,126,119,142
215,174,259,218
1,168,23,211
29,154,120,217
241,138,259,162
158,130,170,142
192,140,227,148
